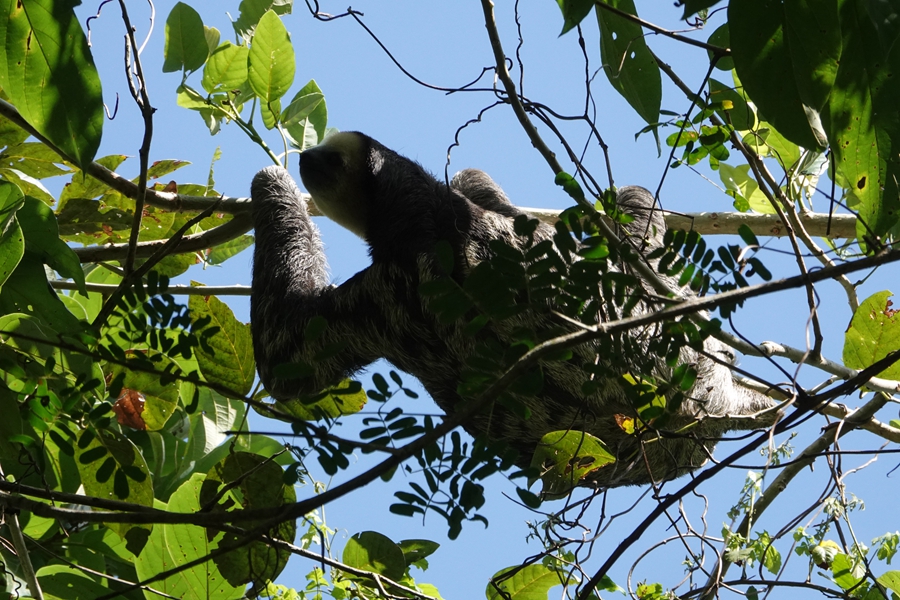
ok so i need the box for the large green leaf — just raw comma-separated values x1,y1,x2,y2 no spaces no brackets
37,564,112,600
556,0,594,35
189,291,255,396
343,531,407,582
248,11,295,107
0,0,103,167
201,41,250,93
17,196,85,292
729,0,827,149
826,0,900,241
134,474,244,600
783,0,841,111
75,428,153,553
0,253,84,334
0,179,24,288
284,79,328,151
843,290,900,379
163,2,209,73
595,0,661,125
529,430,615,497
486,564,565,600
200,452,296,587
1,141,71,179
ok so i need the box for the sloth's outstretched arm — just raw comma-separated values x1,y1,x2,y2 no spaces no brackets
250,166,384,400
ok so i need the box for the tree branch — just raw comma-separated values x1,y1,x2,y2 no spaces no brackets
700,393,892,599
70,217,251,262
592,0,729,56
0,98,250,214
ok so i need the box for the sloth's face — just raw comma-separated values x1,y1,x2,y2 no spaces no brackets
299,131,372,239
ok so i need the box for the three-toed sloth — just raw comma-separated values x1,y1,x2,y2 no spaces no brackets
250,132,777,488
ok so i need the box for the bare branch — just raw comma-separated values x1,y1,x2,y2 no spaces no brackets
520,207,858,239
701,393,892,599
50,280,252,296
70,217,251,262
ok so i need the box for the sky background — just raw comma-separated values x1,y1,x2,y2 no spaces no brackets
62,1,900,598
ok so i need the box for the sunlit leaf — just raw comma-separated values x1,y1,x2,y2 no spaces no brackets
163,2,209,73
843,290,900,379
0,0,103,167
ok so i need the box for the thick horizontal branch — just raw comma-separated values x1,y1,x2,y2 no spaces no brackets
521,206,858,239
50,281,252,296
70,218,251,262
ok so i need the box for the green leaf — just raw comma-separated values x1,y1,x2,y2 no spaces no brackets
783,0,841,111
0,167,55,204
707,24,734,71
831,553,862,590
1,141,71,179
248,11,295,106
207,234,254,265
0,313,96,390
0,253,84,334
61,154,127,202
38,564,113,599
271,379,367,421
202,41,250,94
0,180,24,288
343,531,406,581
284,80,328,151
826,0,900,241
867,0,900,53
529,430,615,497
233,0,294,42
843,290,900,379
204,25,221,53
134,474,244,600
281,91,324,127
183,388,246,470
75,428,153,549
729,0,827,149
201,452,296,587
878,571,900,596
596,0,662,125
680,0,724,19
486,564,564,600
189,292,256,396
556,0,594,35
0,0,103,167
719,163,776,214
709,78,756,131
17,197,85,293
397,539,440,567
162,2,209,73
0,103,29,150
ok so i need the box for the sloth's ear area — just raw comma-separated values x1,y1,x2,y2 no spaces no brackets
298,131,372,239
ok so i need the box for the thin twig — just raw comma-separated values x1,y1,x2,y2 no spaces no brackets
118,0,155,277
700,393,892,599
592,0,729,56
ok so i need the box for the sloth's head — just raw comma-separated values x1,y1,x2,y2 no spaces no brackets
298,131,389,239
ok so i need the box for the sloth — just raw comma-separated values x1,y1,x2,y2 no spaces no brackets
249,131,778,488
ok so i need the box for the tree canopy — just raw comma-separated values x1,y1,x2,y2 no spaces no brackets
0,1,899,599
